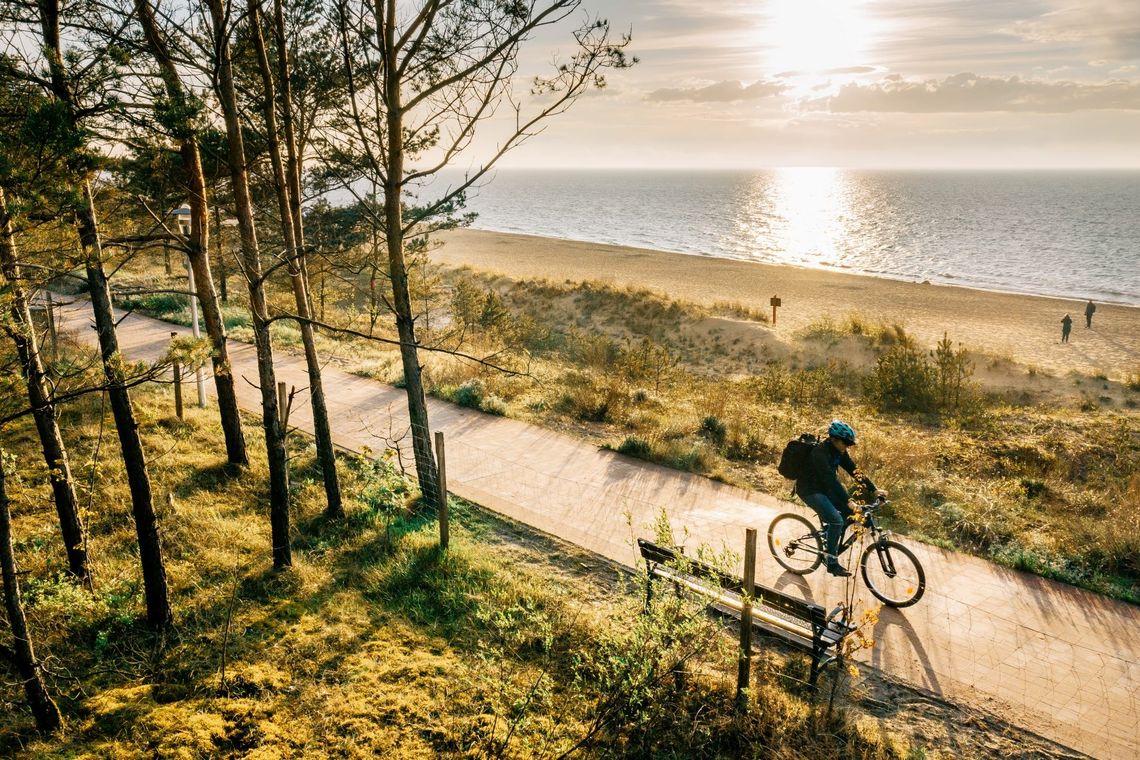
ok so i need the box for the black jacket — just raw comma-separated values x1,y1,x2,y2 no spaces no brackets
795,439,875,512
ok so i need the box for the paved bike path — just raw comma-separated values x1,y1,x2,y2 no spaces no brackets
57,300,1138,759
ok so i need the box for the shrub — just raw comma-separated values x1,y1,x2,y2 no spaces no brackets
866,335,935,413
723,430,774,463
664,442,714,473
1019,478,1049,500
557,379,625,423
616,435,653,459
119,291,188,318
753,364,842,407
1127,367,1140,392
481,394,507,416
454,380,484,409
698,415,727,445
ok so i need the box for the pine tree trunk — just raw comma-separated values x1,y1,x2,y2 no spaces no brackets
248,0,342,518
0,453,63,733
272,0,316,320
208,0,291,568
0,188,90,586
134,0,248,466
35,0,169,622
78,183,172,629
183,141,248,466
382,0,440,508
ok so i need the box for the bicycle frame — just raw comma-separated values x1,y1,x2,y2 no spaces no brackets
833,504,887,557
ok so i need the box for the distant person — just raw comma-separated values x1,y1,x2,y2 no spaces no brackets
1061,314,1072,343
795,420,886,577
1085,299,1096,328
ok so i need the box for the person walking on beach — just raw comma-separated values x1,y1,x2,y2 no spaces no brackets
1085,299,1096,328
1061,314,1073,343
795,420,886,577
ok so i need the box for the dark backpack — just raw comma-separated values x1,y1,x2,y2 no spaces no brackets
777,433,818,480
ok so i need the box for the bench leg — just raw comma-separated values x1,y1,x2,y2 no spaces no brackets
644,561,654,612
809,628,827,693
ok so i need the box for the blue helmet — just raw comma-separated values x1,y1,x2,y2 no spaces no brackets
828,420,856,445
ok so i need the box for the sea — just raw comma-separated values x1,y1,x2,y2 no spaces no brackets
433,169,1140,307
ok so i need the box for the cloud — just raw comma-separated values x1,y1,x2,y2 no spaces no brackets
775,66,877,79
813,72,1140,113
645,79,786,102
1006,2,1140,61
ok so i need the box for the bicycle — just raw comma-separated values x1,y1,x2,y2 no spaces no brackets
767,499,926,608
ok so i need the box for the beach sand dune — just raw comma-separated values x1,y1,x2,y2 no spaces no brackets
435,229,1140,379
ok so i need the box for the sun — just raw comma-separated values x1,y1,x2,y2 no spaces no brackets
759,0,877,75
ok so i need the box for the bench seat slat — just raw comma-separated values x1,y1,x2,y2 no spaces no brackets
651,564,818,642
637,538,830,625
648,564,845,645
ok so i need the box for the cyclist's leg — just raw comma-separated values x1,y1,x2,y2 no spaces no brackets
799,493,844,560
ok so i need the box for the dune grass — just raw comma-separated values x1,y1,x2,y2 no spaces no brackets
109,253,1140,602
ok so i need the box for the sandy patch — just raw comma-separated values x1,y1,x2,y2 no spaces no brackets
433,229,1140,380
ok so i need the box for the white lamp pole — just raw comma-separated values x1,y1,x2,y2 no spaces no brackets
176,209,206,408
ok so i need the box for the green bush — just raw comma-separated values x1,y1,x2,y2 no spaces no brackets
454,380,484,409
616,435,653,459
866,335,936,412
699,415,727,445
120,291,188,318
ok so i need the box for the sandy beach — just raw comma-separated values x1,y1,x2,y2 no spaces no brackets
434,229,1140,379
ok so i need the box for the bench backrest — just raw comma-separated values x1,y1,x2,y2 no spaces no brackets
637,538,827,627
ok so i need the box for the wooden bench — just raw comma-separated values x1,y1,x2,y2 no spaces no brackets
637,537,855,689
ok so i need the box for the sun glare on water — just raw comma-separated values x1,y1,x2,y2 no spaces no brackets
737,168,853,268
760,0,876,75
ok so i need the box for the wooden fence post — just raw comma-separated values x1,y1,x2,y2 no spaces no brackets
736,527,757,714
435,430,449,550
277,381,288,428
171,332,183,419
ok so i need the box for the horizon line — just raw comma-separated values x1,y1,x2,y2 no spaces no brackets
464,165,1140,172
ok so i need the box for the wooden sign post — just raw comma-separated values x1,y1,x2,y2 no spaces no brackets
770,295,782,324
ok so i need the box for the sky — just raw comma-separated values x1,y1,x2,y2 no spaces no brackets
489,0,1140,168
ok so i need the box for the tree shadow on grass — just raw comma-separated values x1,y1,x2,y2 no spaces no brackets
177,460,246,495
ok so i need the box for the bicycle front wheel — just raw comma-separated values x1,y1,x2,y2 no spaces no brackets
860,539,926,607
767,513,824,575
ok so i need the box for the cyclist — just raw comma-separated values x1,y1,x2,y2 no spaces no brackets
796,420,886,577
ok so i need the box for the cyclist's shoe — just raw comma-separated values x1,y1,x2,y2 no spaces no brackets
825,558,852,577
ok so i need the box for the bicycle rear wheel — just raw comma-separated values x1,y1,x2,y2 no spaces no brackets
767,513,824,575
860,539,926,607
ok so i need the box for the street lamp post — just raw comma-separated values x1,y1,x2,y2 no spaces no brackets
174,207,206,408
